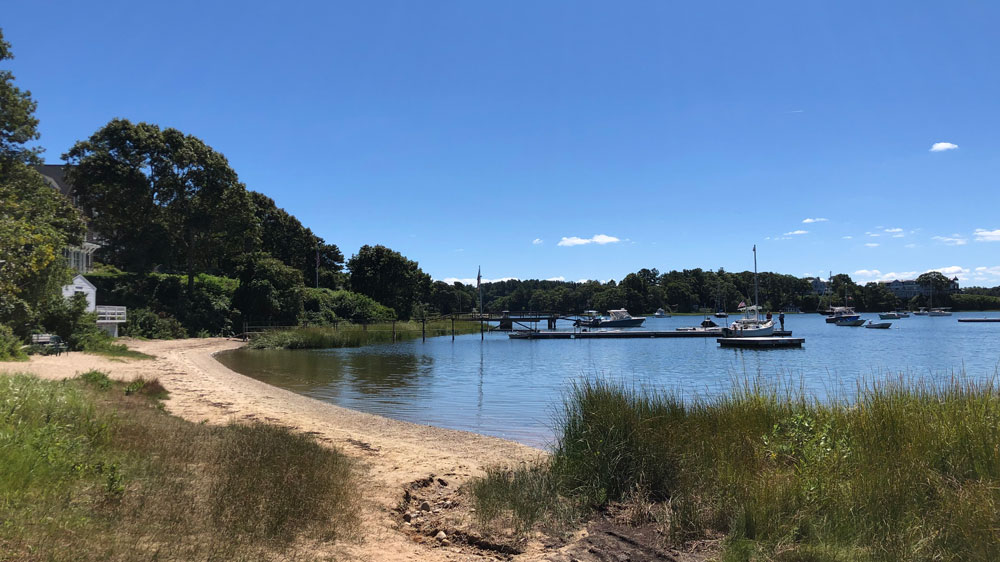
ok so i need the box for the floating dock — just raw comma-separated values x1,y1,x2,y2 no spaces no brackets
773,330,793,336
717,337,804,349
957,318,1000,323
509,330,721,339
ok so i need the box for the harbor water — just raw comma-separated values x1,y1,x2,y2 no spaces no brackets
217,313,1000,448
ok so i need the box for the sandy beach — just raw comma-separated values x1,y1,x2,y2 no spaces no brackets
0,338,576,561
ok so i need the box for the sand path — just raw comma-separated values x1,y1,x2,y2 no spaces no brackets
1,338,557,561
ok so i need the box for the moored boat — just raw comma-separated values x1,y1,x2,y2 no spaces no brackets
879,312,902,320
835,318,865,327
929,307,953,317
575,309,645,328
654,308,670,318
721,246,774,337
826,306,860,323
865,321,892,329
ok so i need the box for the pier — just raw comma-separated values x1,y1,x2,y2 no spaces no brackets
509,330,721,339
717,337,804,349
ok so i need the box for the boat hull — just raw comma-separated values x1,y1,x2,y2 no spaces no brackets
722,321,775,337
835,319,865,327
865,322,892,329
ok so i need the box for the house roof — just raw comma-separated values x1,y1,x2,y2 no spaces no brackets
34,164,74,198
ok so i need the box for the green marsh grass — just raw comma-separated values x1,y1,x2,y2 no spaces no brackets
0,371,360,561
472,376,1000,560
248,319,486,349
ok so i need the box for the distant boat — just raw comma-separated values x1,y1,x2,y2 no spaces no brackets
879,312,903,320
835,318,865,327
575,309,645,328
913,307,929,316
654,308,670,318
929,308,953,317
714,311,729,318
865,321,892,329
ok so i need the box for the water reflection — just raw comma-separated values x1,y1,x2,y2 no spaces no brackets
218,313,1000,448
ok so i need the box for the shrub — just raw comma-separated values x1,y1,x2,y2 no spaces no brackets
0,324,25,361
302,288,395,325
123,308,188,339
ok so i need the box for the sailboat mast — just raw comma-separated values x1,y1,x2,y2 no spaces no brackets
753,245,760,321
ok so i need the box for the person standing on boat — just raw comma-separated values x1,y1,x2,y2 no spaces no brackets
779,312,785,330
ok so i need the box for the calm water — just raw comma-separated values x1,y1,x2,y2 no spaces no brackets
217,313,1000,448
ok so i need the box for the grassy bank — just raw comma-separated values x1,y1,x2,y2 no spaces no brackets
471,376,1000,560
248,319,486,349
0,371,360,561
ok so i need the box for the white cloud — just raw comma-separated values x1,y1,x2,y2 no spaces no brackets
532,238,543,245
784,230,809,236
926,266,970,281
974,229,1000,242
545,276,565,282
854,269,882,278
932,235,968,246
865,232,880,237
865,243,880,247
905,243,917,248
842,235,853,240
802,217,828,224
884,228,903,233
892,234,904,238
929,142,958,152
557,234,622,247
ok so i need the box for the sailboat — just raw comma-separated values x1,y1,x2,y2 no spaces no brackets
722,246,775,337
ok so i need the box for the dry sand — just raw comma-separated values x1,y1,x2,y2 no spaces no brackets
0,338,555,561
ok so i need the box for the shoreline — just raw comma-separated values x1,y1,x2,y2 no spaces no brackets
0,338,549,561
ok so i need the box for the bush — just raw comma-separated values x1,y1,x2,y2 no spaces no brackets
0,324,25,361
302,288,395,325
123,308,188,339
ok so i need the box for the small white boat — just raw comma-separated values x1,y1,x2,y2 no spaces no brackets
929,308,953,317
721,246,773,337
677,317,723,333
865,321,892,329
575,309,645,328
879,312,902,320
913,308,929,316
835,318,865,327
654,308,670,318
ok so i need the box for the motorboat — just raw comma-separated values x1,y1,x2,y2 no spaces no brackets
677,317,723,333
721,246,774,337
913,308,929,316
574,309,645,328
835,318,865,327
714,310,729,318
825,306,860,324
929,308,953,317
865,321,892,329
879,312,903,320
654,308,670,318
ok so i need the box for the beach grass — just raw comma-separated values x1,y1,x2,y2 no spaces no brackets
0,371,360,561
471,376,1000,560
248,319,486,349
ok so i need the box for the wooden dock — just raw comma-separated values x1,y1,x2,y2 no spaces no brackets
957,318,1000,323
509,330,721,339
717,337,804,349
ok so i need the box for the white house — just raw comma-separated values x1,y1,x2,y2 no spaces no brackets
61,274,96,312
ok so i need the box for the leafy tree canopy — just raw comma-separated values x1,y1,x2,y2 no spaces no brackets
347,245,430,320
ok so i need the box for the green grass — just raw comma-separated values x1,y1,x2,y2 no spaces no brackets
0,371,360,561
248,319,486,349
471,376,1000,560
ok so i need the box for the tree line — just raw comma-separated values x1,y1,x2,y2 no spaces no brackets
2,26,999,351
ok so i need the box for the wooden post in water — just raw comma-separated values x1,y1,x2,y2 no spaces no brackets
392,320,396,342
422,317,426,342
480,317,484,340
451,316,455,341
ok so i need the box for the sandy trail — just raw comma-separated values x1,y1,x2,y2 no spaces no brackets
1,338,553,561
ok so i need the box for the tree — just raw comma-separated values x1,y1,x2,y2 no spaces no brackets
862,282,899,312
0,29,86,335
65,119,256,300
347,245,430,320
916,272,954,297
232,253,304,325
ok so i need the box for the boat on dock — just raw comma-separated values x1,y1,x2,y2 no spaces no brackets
573,309,645,328
676,317,723,334
721,246,774,337
865,321,892,329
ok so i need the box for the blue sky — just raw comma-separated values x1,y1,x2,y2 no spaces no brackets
5,1,1000,286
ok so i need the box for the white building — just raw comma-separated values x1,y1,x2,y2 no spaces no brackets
61,274,97,312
